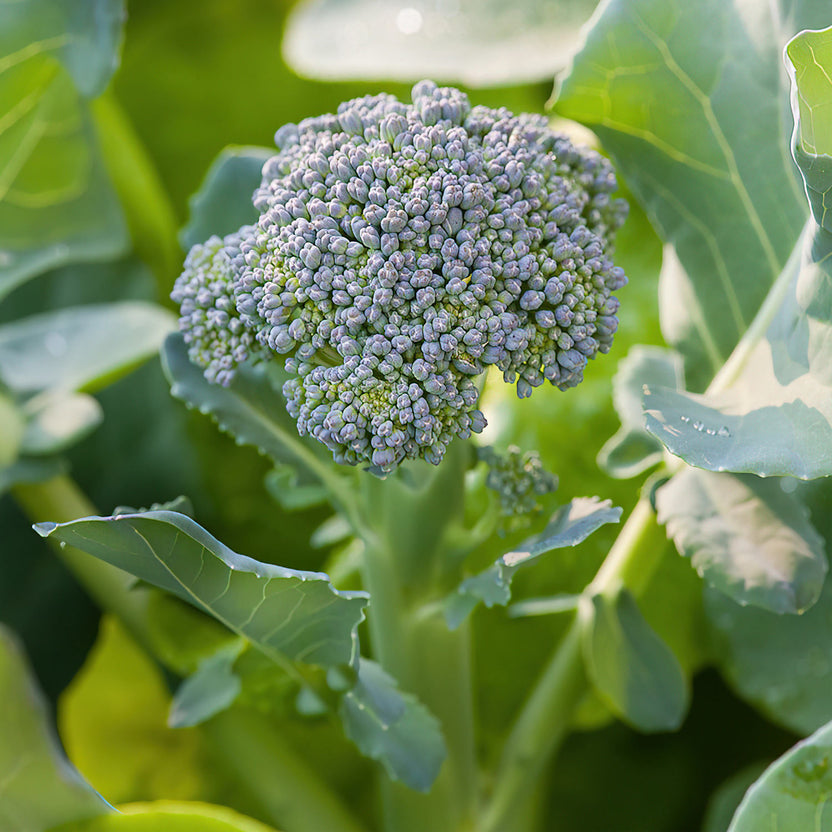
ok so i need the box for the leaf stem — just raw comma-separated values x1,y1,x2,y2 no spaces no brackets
481,497,667,832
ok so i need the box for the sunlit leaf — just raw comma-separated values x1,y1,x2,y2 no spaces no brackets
59,616,212,804
51,801,277,832
0,625,111,831
656,468,827,614
283,0,599,87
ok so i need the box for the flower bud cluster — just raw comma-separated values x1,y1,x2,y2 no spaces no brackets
173,82,627,472
478,445,558,529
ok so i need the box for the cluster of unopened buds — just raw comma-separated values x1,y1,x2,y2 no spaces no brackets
173,81,627,472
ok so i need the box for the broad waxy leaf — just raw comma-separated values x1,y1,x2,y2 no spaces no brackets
0,625,111,831
35,511,368,669
180,145,272,251
598,345,684,478
0,303,175,394
50,801,278,832
339,659,446,793
656,468,827,614
162,333,334,488
727,719,832,831
0,389,24,465
283,0,599,87
0,0,128,297
444,497,622,628
556,0,808,385
643,26,832,479
580,586,688,733
168,642,245,729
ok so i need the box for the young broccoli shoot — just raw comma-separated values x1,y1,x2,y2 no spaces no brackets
173,81,627,473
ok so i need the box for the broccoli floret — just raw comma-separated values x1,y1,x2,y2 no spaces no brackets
478,445,558,532
174,81,627,473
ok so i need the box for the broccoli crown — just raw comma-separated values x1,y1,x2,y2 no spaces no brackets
478,445,558,532
173,81,627,473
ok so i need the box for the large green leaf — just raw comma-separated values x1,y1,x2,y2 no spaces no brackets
0,303,175,394
180,145,272,251
0,0,128,296
51,801,278,832
283,0,599,87
556,0,808,386
35,511,367,669
727,719,832,831
656,468,827,614
339,659,445,793
0,625,111,831
20,392,102,456
444,497,622,628
580,586,688,733
643,25,832,479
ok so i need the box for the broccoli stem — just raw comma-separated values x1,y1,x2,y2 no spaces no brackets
481,497,668,832
11,473,369,832
356,443,479,832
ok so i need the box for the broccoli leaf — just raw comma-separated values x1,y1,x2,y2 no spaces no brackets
0,625,112,831
180,145,273,251
168,641,245,729
643,25,832,480
339,659,446,793
656,468,826,614
0,0,128,298
556,0,813,388
0,302,175,394
283,0,598,87
35,510,368,669
598,345,685,478
163,332,343,493
580,585,688,733
444,497,622,629
726,719,832,831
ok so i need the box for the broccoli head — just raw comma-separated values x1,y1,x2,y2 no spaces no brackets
173,81,627,473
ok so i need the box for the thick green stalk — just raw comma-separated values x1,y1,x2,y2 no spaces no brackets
357,443,478,832
12,474,367,832
482,498,667,832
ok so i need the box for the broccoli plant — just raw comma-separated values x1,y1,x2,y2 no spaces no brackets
4,3,832,832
